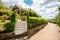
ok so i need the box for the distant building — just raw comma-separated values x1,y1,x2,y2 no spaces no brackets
12,5,19,11
12,5,24,15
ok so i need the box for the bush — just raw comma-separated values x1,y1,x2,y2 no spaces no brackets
0,3,17,33
0,16,2,20
28,17,48,29
16,13,20,19
0,9,12,16
0,22,6,32
58,6,60,10
48,19,56,24
5,10,17,32
23,10,40,17
0,10,17,33
0,3,8,9
10,10,17,23
4,22,15,32
56,12,60,27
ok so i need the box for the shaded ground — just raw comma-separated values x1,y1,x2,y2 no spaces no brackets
28,24,47,38
29,23,60,40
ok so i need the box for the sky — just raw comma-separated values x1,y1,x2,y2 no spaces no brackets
1,0,60,19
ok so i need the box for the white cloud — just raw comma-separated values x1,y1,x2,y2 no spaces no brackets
30,0,60,19
32,0,46,5
1,0,60,19
1,0,8,2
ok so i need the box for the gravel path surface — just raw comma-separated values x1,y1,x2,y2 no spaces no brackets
15,19,27,35
29,23,60,40
13,19,27,40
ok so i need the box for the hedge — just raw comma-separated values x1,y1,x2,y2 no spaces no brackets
56,12,60,27
48,19,56,24
0,10,17,33
28,17,48,29
0,9,12,16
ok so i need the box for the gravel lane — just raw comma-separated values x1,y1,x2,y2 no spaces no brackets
29,23,60,40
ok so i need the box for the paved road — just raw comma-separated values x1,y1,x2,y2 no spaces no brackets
29,23,60,40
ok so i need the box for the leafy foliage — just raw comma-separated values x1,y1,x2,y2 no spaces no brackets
26,11,30,29
0,1,8,10
56,12,60,27
4,22,15,32
23,9,40,17
0,9,12,16
0,10,17,32
48,19,56,24
58,6,60,10
58,0,60,2
0,2,18,32
28,17,48,29
4,10,17,32
10,10,17,23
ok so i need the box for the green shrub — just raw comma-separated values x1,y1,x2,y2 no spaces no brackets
48,19,56,24
23,10,40,17
0,22,6,32
4,22,15,32
0,9,12,16
56,12,60,27
56,6,60,27
0,3,8,9
0,16,2,20
26,11,30,29
10,10,17,23
3,10,17,32
0,2,17,33
16,13,20,19
58,6,60,10
28,17,48,29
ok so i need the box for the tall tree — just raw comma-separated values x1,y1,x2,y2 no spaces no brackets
56,0,60,27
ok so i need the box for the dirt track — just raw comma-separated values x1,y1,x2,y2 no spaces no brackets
29,23,60,40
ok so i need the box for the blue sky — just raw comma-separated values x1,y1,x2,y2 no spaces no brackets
24,0,33,6
1,0,60,19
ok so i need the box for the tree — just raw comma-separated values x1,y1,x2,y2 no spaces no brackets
23,9,40,17
56,7,60,27
58,6,60,10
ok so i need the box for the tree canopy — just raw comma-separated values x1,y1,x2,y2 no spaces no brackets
56,6,60,27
